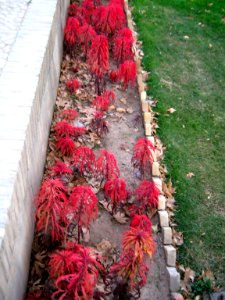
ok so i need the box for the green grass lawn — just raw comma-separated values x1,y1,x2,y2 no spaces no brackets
131,0,225,287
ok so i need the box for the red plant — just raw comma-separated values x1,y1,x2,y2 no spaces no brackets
56,137,75,157
117,60,136,89
68,3,78,16
109,249,149,290
71,146,95,175
54,121,74,138
78,23,96,55
35,179,68,242
116,27,133,40
66,78,80,93
87,34,109,76
131,137,155,176
72,126,86,138
53,247,101,300
50,161,72,177
93,4,125,36
113,36,134,64
109,0,125,7
67,186,98,243
104,178,128,213
49,249,77,279
130,180,159,215
122,227,155,261
92,90,115,111
60,108,78,121
90,111,109,137
64,17,80,49
130,215,152,233
95,149,120,181
109,70,119,82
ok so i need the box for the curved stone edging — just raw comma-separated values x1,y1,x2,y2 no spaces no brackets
124,0,181,294
0,0,69,299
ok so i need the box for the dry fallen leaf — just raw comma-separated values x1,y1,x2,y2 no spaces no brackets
113,211,128,224
120,98,127,104
186,172,195,178
184,267,195,284
172,230,184,246
96,239,113,253
116,107,126,113
126,107,134,114
163,179,176,198
166,197,176,210
167,107,176,114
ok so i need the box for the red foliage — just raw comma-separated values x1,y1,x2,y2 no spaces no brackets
117,60,136,89
54,121,74,138
78,23,96,55
113,36,134,64
50,161,72,177
49,249,77,279
60,108,78,121
53,247,101,300
64,17,80,47
130,180,159,215
90,111,109,137
68,3,78,16
35,179,68,242
103,89,115,104
66,78,80,93
116,27,133,39
104,178,127,213
109,0,125,7
95,149,120,181
109,250,149,290
25,292,43,300
122,227,155,261
87,35,109,79
71,146,95,175
109,70,119,82
67,186,98,242
92,90,115,111
93,4,125,35
72,126,86,138
131,137,155,176
56,137,75,157
130,215,152,233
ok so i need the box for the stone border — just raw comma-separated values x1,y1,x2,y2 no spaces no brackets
124,0,181,294
0,0,69,299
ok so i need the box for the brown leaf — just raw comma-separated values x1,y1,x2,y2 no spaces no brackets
167,197,176,210
167,107,176,114
186,172,195,178
184,267,195,284
113,211,128,224
120,98,127,104
199,270,215,281
116,107,126,113
172,230,184,246
126,107,134,114
163,179,176,198
96,239,113,253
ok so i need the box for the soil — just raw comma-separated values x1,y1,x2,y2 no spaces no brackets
26,24,170,300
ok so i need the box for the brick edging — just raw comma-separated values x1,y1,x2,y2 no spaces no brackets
124,0,181,293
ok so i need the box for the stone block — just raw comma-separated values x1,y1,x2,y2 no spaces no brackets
144,123,152,136
141,101,149,112
143,112,152,124
164,245,176,266
158,195,166,210
140,91,147,102
166,267,180,292
152,161,160,176
162,227,172,245
152,177,162,192
158,210,169,227
147,136,155,145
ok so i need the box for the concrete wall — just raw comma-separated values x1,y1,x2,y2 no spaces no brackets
0,0,69,299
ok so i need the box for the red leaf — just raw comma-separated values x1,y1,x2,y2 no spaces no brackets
56,137,75,157
35,179,68,242
130,215,152,233
64,17,80,47
71,146,95,175
104,178,128,213
78,23,96,54
66,79,80,93
60,109,78,121
131,137,155,176
90,111,109,137
50,161,72,177
117,60,136,89
130,180,159,215
54,121,74,138
95,149,120,181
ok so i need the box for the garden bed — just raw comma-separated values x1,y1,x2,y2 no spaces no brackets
25,0,170,299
